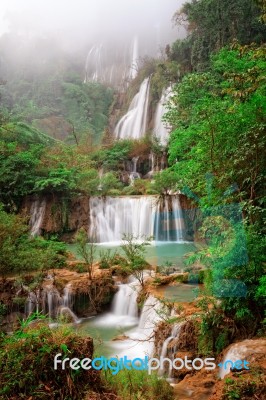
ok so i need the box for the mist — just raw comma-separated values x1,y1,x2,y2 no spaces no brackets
0,0,186,85
0,0,185,49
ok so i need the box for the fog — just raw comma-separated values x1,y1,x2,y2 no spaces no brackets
0,0,186,83
0,0,185,49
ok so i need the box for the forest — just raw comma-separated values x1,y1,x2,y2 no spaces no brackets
0,1,265,399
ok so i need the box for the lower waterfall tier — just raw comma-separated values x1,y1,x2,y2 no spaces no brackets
89,195,184,243
25,194,196,242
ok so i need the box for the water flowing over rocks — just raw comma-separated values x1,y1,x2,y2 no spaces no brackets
114,77,151,140
22,193,198,241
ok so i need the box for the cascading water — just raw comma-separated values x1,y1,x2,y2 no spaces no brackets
129,156,141,185
112,283,138,318
25,284,80,323
92,276,140,328
89,196,155,243
153,86,172,146
84,44,103,83
158,321,184,377
114,76,151,139
128,36,139,81
29,199,46,236
219,339,266,379
154,196,184,242
89,195,184,243
118,294,165,358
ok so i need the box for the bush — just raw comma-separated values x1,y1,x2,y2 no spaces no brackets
0,206,67,278
103,368,173,400
99,249,117,269
107,189,122,196
0,322,104,399
122,186,139,195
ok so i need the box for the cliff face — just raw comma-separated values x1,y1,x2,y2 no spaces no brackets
21,195,90,236
179,194,202,241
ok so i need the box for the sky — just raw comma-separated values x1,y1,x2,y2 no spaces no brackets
0,0,185,49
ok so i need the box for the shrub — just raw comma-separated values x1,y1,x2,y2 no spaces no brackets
107,189,122,196
0,325,100,400
103,368,174,400
122,186,139,195
99,249,117,269
0,322,104,399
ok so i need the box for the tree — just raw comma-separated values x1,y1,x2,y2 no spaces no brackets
0,205,66,279
0,142,43,210
120,234,151,287
99,172,123,196
75,228,96,280
152,169,179,195
172,0,266,71
166,44,266,226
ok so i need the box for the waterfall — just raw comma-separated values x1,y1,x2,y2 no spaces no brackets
25,292,38,316
137,295,162,337
158,322,184,377
128,36,139,81
84,44,103,83
29,199,46,236
112,279,139,318
25,284,80,323
149,152,155,172
153,86,172,145
92,277,140,328
89,195,184,243
89,196,155,243
154,196,184,241
129,156,141,185
219,339,266,379
114,76,151,140
62,283,72,307
125,295,165,357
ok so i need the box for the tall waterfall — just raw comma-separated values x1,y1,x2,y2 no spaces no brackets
128,36,139,81
84,44,103,83
89,195,184,243
114,77,151,139
153,86,172,145
29,199,46,236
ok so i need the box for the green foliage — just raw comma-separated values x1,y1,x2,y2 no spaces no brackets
103,368,173,400
131,179,151,195
0,122,56,147
92,140,133,170
0,206,66,278
99,172,123,196
34,166,78,194
99,249,118,269
0,142,44,209
0,72,114,145
172,0,266,71
75,228,96,279
222,370,266,400
0,322,102,399
120,234,151,287
151,169,178,194
167,44,266,225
